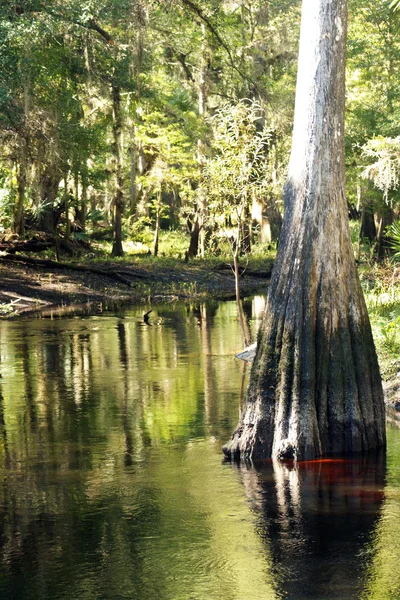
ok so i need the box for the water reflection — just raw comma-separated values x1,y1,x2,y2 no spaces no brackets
0,299,399,600
238,454,387,600
0,300,269,600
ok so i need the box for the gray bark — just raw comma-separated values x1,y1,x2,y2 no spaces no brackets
223,0,386,462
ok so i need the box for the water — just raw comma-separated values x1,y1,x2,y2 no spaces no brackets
0,299,399,600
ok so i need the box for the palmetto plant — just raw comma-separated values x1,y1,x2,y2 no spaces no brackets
387,220,400,260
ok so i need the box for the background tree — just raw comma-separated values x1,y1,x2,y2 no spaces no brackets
204,99,272,343
6,0,399,264
223,0,386,462
0,0,302,254
346,0,400,256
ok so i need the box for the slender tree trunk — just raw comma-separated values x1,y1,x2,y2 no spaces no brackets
15,151,26,236
360,201,376,243
80,167,88,232
234,249,251,348
223,0,386,462
188,23,208,258
63,173,71,241
129,129,138,210
14,74,31,236
111,83,124,257
187,217,200,259
153,195,160,257
73,169,83,228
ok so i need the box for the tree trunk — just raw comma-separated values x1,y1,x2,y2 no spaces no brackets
111,83,124,257
129,132,138,211
14,152,26,236
187,216,201,259
38,165,61,233
80,167,88,232
153,202,160,257
223,0,386,462
14,67,31,236
187,23,208,258
64,173,71,241
234,247,251,348
360,202,376,243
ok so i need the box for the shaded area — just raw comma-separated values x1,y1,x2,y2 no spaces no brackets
238,454,387,600
0,258,272,316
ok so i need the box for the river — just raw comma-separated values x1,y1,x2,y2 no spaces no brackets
0,298,399,600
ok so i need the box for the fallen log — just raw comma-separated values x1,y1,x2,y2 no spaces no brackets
0,240,53,253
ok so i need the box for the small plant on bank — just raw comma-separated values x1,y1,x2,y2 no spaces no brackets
363,264,400,377
381,316,400,353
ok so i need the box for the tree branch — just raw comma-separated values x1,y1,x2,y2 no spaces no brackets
8,3,115,44
176,0,261,94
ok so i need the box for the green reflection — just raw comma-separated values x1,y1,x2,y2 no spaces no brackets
0,301,276,600
362,424,400,600
0,300,398,600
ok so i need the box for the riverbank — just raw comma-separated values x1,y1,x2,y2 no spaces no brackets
0,254,272,317
1,252,399,409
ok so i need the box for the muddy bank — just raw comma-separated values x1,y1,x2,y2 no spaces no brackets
0,256,271,317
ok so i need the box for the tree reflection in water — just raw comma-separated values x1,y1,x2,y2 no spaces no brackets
0,302,399,600
239,453,386,600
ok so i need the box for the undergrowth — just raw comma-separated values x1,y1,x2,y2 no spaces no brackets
362,263,400,379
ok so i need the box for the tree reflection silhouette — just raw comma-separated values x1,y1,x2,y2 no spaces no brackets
240,454,386,600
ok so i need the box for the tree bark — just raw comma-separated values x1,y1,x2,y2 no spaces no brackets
14,152,26,236
64,173,71,241
359,202,376,243
264,199,282,243
187,216,201,259
37,165,61,233
223,0,386,462
111,83,124,257
14,62,32,236
153,195,160,257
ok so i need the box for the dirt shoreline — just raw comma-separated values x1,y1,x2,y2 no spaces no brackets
0,257,270,317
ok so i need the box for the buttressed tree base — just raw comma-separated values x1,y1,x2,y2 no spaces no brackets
223,0,386,462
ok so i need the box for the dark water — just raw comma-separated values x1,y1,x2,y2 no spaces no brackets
0,299,399,600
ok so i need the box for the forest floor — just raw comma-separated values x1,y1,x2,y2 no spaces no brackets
0,253,272,317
